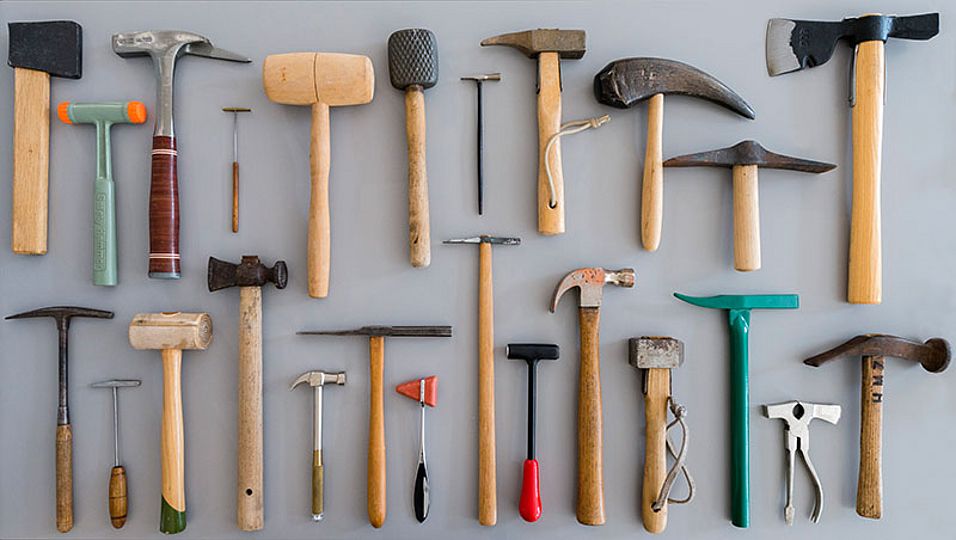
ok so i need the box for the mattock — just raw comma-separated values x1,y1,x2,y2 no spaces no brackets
90,379,142,529
803,334,950,519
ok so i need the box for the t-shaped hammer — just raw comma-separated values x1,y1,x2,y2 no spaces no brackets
551,267,635,525
291,371,346,522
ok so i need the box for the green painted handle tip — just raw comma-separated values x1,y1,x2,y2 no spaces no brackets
160,497,185,534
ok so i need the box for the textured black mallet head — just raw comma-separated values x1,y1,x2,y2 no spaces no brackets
8,20,83,78
208,255,288,291
388,28,439,91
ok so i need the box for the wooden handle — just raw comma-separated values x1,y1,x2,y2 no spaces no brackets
576,307,605,525
857,356,884,519
160,348,186,534
642,368,670,533
367,336,386,528
232,162,239,233
148,136,180,278
237,286,264,531
308,102,331,298
312,450,324,520
477,242,496,526
12,68,51,255
732,164,761,272
537,52,564,235
405,87,431,268
642,93,664,251
55,424,73,532
109,465,128,529
848,40,884,304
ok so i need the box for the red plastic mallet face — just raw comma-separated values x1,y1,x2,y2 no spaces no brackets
395,376,437,407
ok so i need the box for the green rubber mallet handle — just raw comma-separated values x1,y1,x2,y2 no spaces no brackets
728,308,751,528
93,171,117,286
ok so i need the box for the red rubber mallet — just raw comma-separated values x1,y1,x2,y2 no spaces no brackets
396,376,437,522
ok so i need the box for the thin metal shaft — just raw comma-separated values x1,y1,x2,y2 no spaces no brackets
527,361,536,460
419,379,427,462
476,81,484,215
112,387,120,466
313,385,323,452
232,113,239,162
57,320,70,425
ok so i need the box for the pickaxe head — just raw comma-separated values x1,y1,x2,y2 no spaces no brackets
664,140,836,173
207,255,288,291
550,267,635,310
674,293,799,312
8,20,83,79
766,13,939,76
291,371,346,390
6,305,114,330
804,334,951,373
481,29,586,59
593,57,754,118
298,326,452,338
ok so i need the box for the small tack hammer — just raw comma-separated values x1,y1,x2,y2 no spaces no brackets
90,378,141,529
291,371,346,522
460,73,501,214
222,107,251,233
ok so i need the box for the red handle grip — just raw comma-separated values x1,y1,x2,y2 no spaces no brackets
519,459,542,522
149,136,180,278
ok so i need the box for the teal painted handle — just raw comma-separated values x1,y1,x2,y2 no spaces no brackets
728,309,751,528
93,175,117,286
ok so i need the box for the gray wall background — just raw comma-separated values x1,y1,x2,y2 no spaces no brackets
1,1,954,538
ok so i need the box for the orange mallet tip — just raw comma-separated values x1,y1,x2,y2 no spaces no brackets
57,102,72,124
127,101,147,124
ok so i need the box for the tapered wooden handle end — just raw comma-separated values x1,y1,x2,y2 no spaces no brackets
576,308,606,526
405,88,431,268
732,164,761,272
109,465,128,529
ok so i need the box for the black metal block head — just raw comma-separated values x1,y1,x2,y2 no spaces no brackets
506,343,559,365
208,256,288,291
388,28,439,90
8,20,83,78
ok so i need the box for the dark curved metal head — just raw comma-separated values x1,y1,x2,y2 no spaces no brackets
593,57,755,119
481,29,586,59
6,306,114,327
804,334,951,373
388,28,439,90
664,140,836,173
550,267,635,310
208,256,288,291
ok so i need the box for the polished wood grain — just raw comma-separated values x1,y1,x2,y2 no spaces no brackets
232,162,239,233
642,93,664,251
537,52,564,235
237,286,264,531
109,466,128,529
577,307,605,525
12,68,50,255
642,368,670,533
368,336,386,528
405,87,431,268
732,164,761,272
161,349,186,516
149,136,180,276
857,356,884,519
477,241,496,526
308,103,331,298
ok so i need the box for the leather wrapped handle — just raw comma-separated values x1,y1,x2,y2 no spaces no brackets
405,87,431,268
149,136,180,278
56,424,73,533
576,307,605,525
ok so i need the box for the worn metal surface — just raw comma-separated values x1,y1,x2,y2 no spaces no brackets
804,335,951,373
7,21,83,78
443,235,520,246
388,28,439,90
550,267,635,310
480,29,585,58
207,255,288,291
298,326,452,338
593,57,754,118
664,140,835,172
629,337,683,370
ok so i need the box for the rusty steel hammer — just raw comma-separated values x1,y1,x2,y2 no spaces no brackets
291,371,346,522
804,334,950,519
298,325,452,528
208,256,287,531
6,305,113,532
664,140,835,271
551,267,635,525
593,57,754,251
129,312,213,534
481,29,585,235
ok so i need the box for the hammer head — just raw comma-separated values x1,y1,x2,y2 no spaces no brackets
128,312,213,351
6,305,113,328
57,101,147,127
593,57,754,119
481,29,586,59
804,334,951,373
387,28,439,91
629,337,683,369
298,325,452,338
291,370,346,390
550,267,635,310
207,256,288,291
443,235,520,246
262,52,374,107
674,293,799,312
8,21,82,79
91,379,142,389
112,30,250,63
763,401,842,427
664,140,836,173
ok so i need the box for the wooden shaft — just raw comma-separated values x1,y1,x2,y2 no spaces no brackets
308,102,332,298
367,336,386,528
848,40,885,304
55,424,73,532
237,286,264,531
576,307,605,525
642,368,670,533
148,136,180,277
160,348,186,534
477,242,497,526
732,164,761,272
312,450,324,519
641,93,664,251
857,355,884,519
232,162,239,233
537,52,564,235
12,68,50,255
405,87,431,268
109,465,128,528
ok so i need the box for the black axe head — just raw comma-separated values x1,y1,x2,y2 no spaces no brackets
664,140,836,173
766,13,939,75
388,28,439,91
8,20,83,78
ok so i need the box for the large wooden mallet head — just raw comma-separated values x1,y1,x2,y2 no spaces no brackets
263,52,374,299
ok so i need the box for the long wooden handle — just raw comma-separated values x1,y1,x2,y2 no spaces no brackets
232,162,239,233
477,242,496,526
857,355,884,519
642,368,670,533
55,424,73,532
732,164,761,272
367,336,386,528
12,67,50,255
160,348,186,534
577,307,605,525
312,450,323,520
308,102,331,298
537,52,564,235
848,40,884,304
148,136,180,278
405,87,431,268
642,93,664,251
237,286,264,531
109,465,128,529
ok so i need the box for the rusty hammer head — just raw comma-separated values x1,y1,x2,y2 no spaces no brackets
128,312,213,352
629,337,683,370
291,370,346,390
6,305,113,330
388,28,439,92
8,21,83,79
207,255,287,292
481,28,585,59
550,267,635,310
664,140,835,173
804,334,951,373
263,52,374,107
